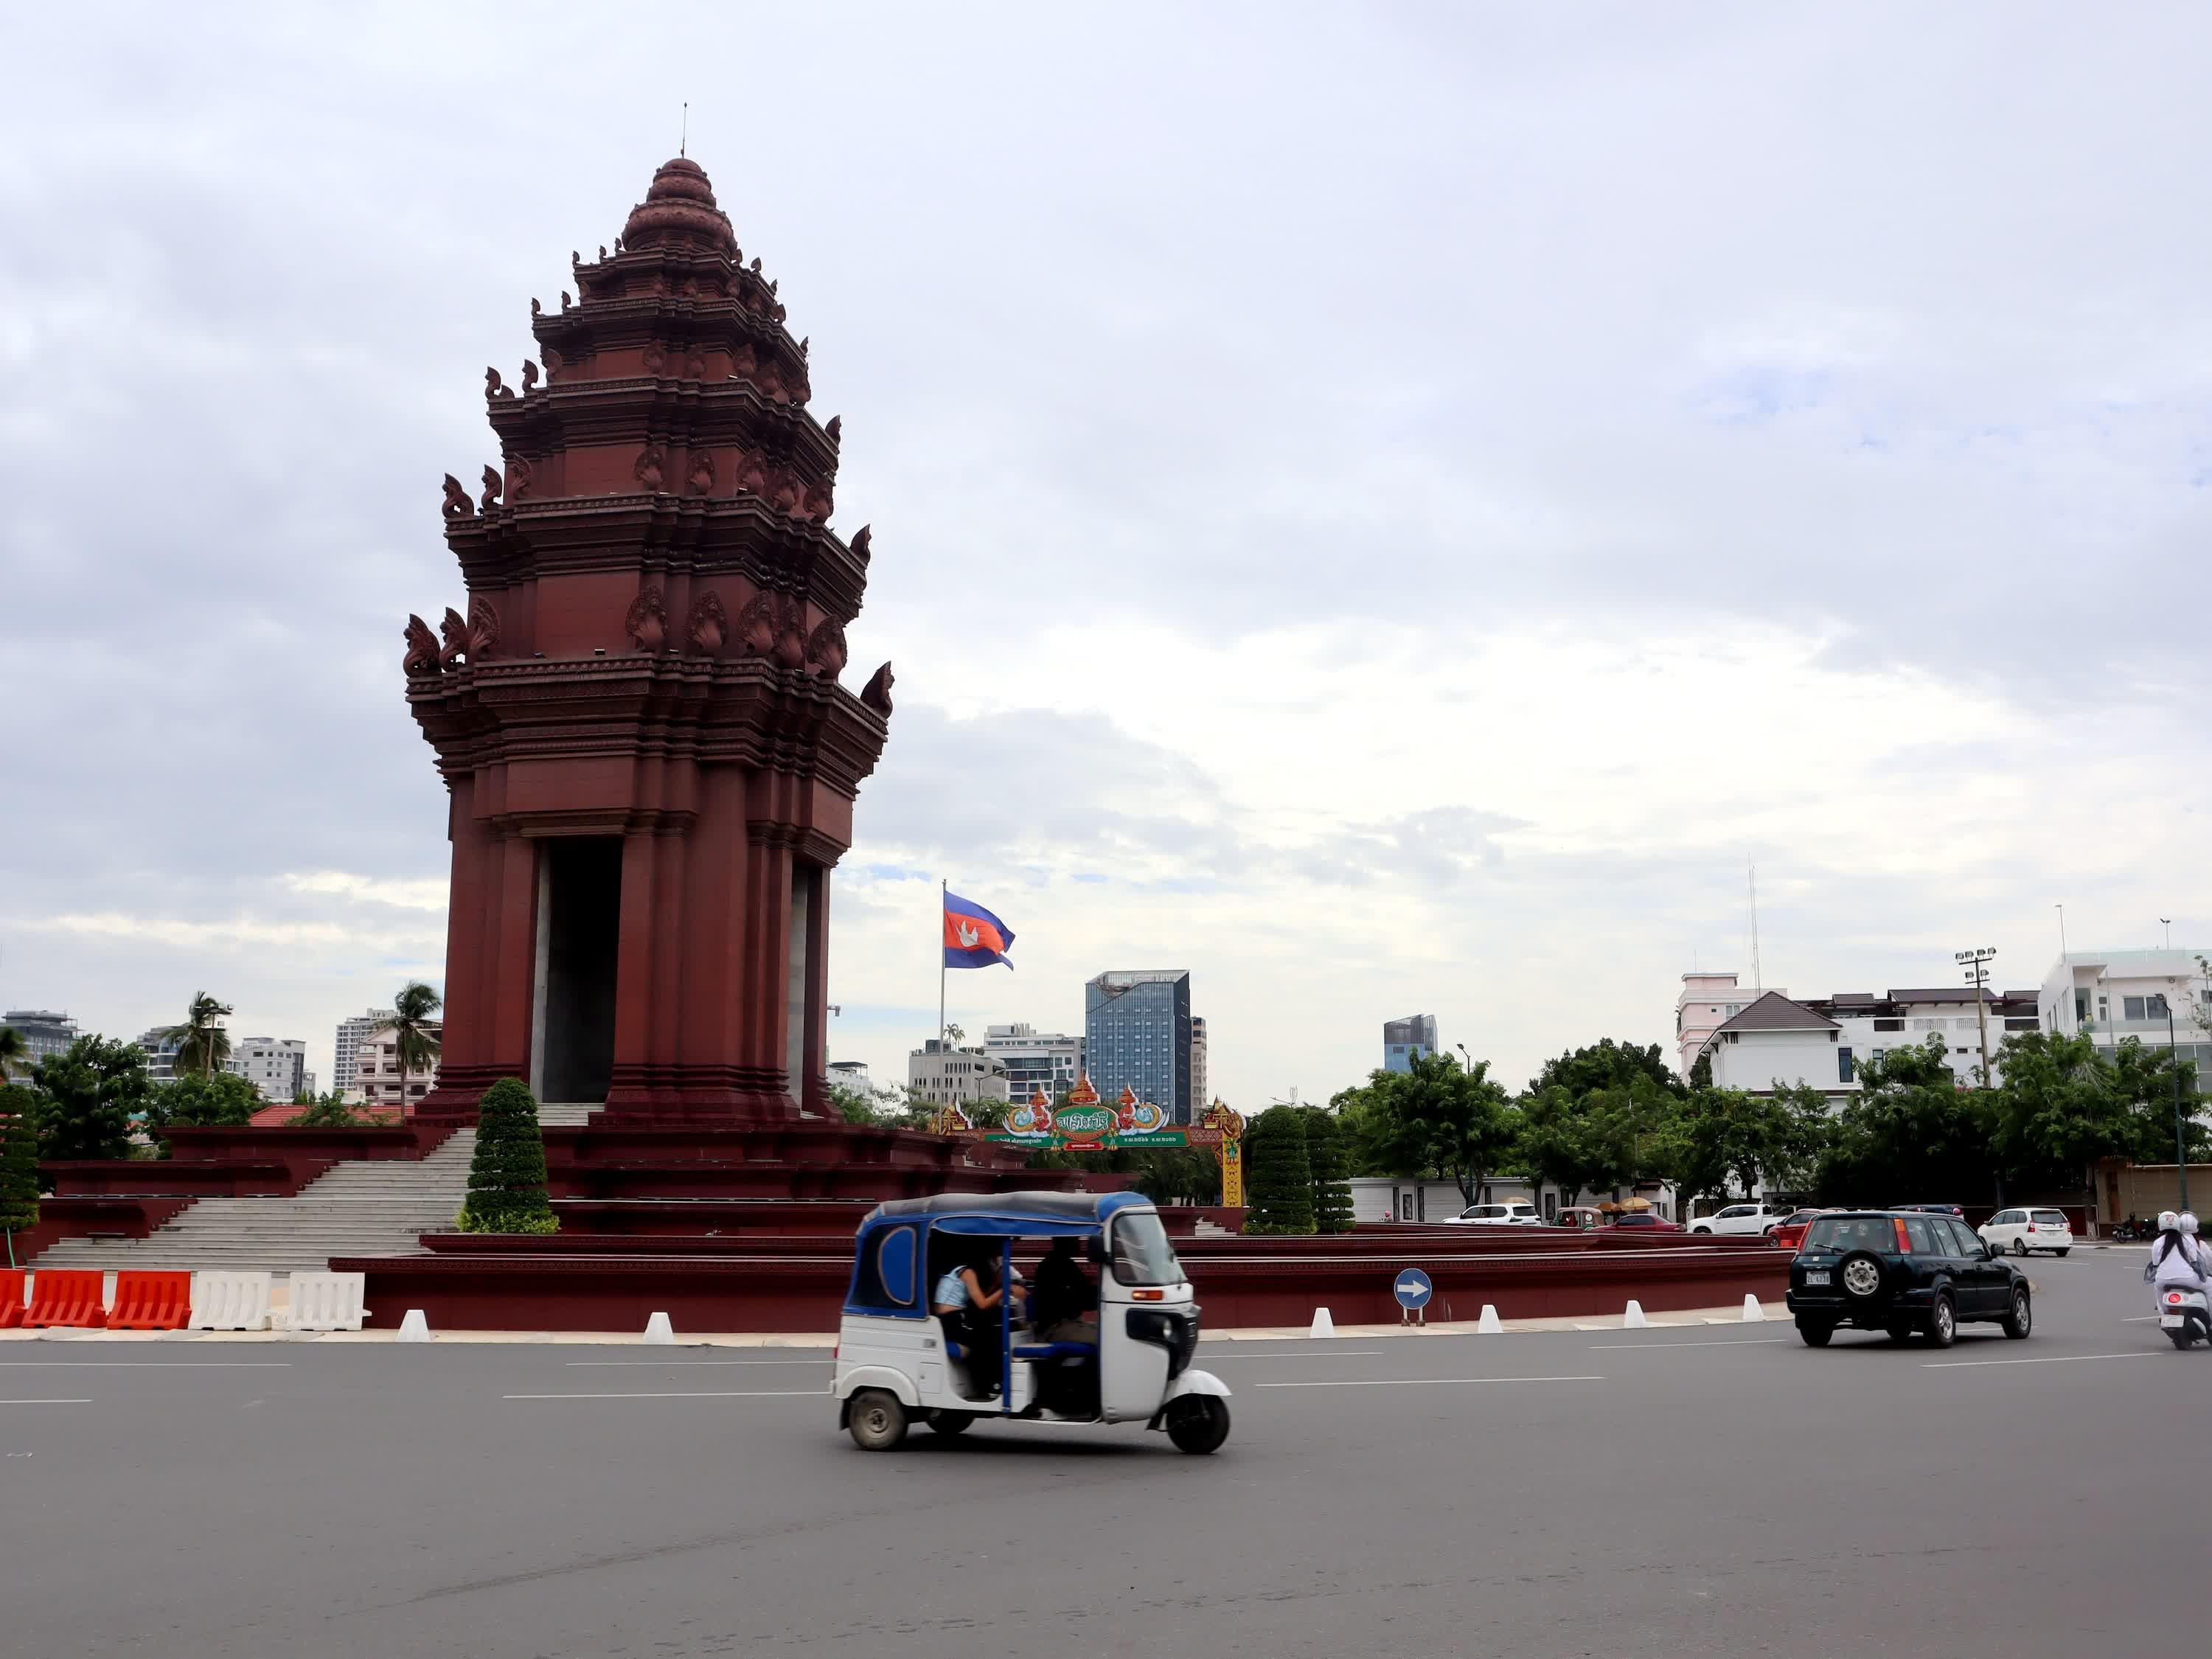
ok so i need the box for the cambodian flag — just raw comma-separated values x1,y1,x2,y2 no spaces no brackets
943,891,1015,970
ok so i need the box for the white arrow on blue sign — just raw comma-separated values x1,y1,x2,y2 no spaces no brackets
1392,1267,1434,1310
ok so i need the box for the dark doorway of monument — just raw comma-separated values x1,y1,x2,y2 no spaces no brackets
532,836,622,1105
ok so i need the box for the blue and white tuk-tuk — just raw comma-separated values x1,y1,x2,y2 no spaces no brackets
830,1192,1231,1453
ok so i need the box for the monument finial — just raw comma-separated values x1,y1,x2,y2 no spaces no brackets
681,101,688,158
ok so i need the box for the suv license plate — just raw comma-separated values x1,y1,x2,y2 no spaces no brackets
1805,1270,1830,1285
2163,1315,2185,1328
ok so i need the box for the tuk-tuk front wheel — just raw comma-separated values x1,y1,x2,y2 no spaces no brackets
847,1389,909,1451
1166,1396,1230,1455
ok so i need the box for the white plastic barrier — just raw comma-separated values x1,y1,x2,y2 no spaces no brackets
191,1271,273,1332
285,1272,369,1332
397,1309,433,1343
642,1312,676,1345
1475,1304,1503,1334
1622,1299,1649,1329
1741,1293,1767,1324
1308,1307,1335,1338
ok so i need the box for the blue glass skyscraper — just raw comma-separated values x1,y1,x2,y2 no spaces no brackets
1084,970,1193,1124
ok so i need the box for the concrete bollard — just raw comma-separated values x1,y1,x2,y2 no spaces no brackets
643,1312,676,1345
1622,1299,1648,1329
1308,1307,1335,1339
397,1309,433,1343
1476,1304,1503,1335
1741,1293,1767,1323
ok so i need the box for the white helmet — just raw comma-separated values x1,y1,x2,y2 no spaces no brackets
2158,1211,2180,1232
2182,1213,2200,1235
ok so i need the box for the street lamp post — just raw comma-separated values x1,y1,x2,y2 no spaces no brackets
1955,947,1997,1088
2169,986,2188,1214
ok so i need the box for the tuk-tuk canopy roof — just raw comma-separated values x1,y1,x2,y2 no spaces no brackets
864,1190,1154,1236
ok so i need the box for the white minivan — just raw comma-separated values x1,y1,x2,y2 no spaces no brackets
1445,1202,1544,1227
1978,1207,2073,1257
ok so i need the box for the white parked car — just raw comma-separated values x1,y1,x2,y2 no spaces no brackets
1978,1207,2073,1257
1444,1202,1545,1227
1689,1203,1787,1237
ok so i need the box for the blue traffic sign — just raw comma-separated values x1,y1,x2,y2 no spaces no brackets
1392,1267,1434,1311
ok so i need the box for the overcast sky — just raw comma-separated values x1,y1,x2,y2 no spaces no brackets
3,5,2208,1105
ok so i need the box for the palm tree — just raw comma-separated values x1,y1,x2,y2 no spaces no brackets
371,982,443,1121
161,992,234,1079
0,1025,26,1081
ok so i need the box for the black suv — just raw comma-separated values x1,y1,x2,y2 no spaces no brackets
1787,1210,2032,1349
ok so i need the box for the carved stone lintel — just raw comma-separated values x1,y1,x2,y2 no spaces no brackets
441,474,473,521
634,445,667,492
686,589,728,655
860,661,894,717
625,585,669,653
439,606,469,669
805,617,848,680
403,614,442,677
467,594,501,661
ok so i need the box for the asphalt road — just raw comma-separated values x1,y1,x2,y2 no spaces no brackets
1,1247,2197,1658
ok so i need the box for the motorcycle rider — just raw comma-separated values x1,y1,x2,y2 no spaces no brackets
2144,1210,2208,1289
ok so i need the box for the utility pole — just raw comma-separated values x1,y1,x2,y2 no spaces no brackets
2170,981,2189,1213
1955,947,1997,1088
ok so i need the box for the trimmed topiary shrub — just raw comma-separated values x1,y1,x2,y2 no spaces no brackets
1303,1107,1354,1234
0,1085,40,1251
1242,1105,1315,1235
457,1077,559,1234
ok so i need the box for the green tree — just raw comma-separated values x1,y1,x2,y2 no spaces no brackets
1242,1105,1315,1234
1674,1082,1829,1204
1528,1039,1682,1100
2104,1036,2209,1163
0,1084,41,1258
291,1091,369,1128
457,1077,558,1234
147,1070,263,1135
0,1025,27,1082
829,1082,884,1125
29,1036,151,1162
160,991,234,1080
371,981,443,1118
1817,1037,1994,1205
1987,1029,2131,1195
1302,1108,1354,1233
1357,1051,1520,1206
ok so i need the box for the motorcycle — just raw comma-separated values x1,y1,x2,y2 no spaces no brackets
2155,1281,2211,1349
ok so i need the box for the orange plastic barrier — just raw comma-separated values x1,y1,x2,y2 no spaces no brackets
108,1270,192,1330
0,1267,24,1328
24,1268,106,1329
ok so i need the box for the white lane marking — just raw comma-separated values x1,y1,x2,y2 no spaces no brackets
1587,1338,1789,1350
565,1359,830,1367
0,1398,92,1405
1924,1352,2159,1369
1256,1374,1604,1390
1203,1350,1385,1360
504,1389,825,1400
0,1361,293,1368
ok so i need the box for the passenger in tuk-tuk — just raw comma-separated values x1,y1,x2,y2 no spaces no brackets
1028,1236,1099,1343
931,1243,1008,1398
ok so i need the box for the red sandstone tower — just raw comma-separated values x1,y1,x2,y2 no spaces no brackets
405,158,889,1124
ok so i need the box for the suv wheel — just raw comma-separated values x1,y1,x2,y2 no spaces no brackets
1926,1293,1956,1349
1795,1318,1834,1347
2011,1237,2028,1257
1837,1251,1885,1303
2000,1287,2031,1340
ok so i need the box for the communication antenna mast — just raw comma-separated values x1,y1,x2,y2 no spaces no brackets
1749,864,1762,990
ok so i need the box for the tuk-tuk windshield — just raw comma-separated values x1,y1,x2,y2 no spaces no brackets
1110,1211,1184,1287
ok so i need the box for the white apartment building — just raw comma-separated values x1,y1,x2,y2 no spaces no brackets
983,1023,1083,1103
354,1028,442,1114
908,1039,1011,1110
1677,973,1787,1080
132,1027,189,1083
232,1037,307,1102
1190,1015,1208,1111
1,1009,80,1071
1700,984,2041,1097
826,1060,876,1096
334,1009,395,1104
2038,948,2212,1072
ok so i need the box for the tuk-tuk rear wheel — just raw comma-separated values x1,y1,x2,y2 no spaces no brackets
848,1389,908,1451
1166,1397,1230,1455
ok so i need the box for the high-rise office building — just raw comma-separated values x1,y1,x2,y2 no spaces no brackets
1189,1015,1208,1110
1,1009,80,1071
1384,1014,1438,1074
232,1037,308,1102
334,1009,395,1104
1085,970,1193,1123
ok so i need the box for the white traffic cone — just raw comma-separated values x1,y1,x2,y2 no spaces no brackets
397,1310,432,1343
1741,1294,1767,1323
643,1312,676,1345
1309,1307,1335,1338
1476,1304,1503,1334
1622,1299,1648,1329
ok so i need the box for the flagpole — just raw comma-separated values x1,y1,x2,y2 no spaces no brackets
939,878,947,1048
